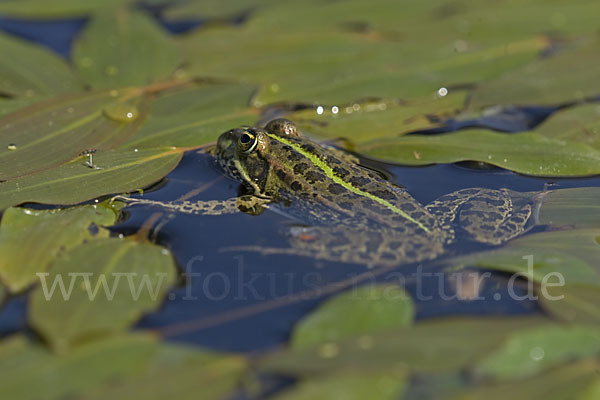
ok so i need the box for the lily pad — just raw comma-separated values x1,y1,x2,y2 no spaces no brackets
291,285,414,350
123,84,258,149
272,371,407,400
0,89,148,181
0,147,183,210
0,0,132,18
360,130,600,177
475,325,600,380
538,187,600,228
0,32,81,97
73,9,182,89
0,203,119,293
29,237,176,352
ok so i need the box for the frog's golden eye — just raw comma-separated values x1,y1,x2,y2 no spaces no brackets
238,131,258,153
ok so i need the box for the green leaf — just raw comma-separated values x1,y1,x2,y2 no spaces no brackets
0,333,159,400
0,0,132,18
0,89,148,181
451,229,600,287
29,237,176,352
164,0,276,20
123,84,258,149
0,203,118,292
453,359,600,400
535,103,600,150
261,317,547,376
73,10,182,89
539,187,600,228
360,131,600,177
470,39,600,108
475,325,600,380
0,32,81,97
0,96,44,117
288,93,465,142
539,284,600,325
291,285,414,350
0,147,183,210
272,371,407,400
79,343,247,400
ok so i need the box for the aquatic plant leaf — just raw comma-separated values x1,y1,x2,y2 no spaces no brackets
539,187,600,228
0,147,183,210
475,325,600,380
0,32,81,97
470,40,600,108
534,103,600,150
164,0,276,20
360,131,600,177
0,0,132,18
73,9,181,89
123,84,257,149
453,359,600,400
539,285,600,325
261,317,546,375
291,285,414,350
0,96,45,117
29,237,176,352
289,92,465,142
271,371,407,400
0,204,118,293
0,89,147,181
451,229,600,287
79,344,247,400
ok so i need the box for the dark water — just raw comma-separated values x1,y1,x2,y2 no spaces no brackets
1,16,600,352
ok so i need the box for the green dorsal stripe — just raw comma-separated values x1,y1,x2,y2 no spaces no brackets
265,132,430,232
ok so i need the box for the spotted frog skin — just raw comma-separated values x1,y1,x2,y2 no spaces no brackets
122,119,538,267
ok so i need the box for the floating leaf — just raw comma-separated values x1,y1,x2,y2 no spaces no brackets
475,325,600,380
291,285,414,350
360,131,600,177
261,317,547,376
0,89,148,181
538,187,600,228
289,92,465,142
0,0,132,18
0,204,118,292
0,333,158,400
539,284,600,325
453,358,600,400
29,237,176,352
0,32,81,97
451,229,600,287
123,84,257,149
73,10,182,89
0,147,183,210
79,343,247,400
272,371,407,400
534,103,600,150
164,0,275,20
0,96,44,117
470,39,600,108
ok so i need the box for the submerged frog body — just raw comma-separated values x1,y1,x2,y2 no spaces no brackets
121,119,539,267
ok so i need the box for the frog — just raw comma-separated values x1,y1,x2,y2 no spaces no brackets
117,119,540,267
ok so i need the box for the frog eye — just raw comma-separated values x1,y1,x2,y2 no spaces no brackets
238,131,258,153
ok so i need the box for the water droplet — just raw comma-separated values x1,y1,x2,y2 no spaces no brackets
318,342,339,359
103,103,139,123
161,249,170,255
7,144,17,151
530,346,545,361
437,87,448,97
269,83,280,92
331,106,339,114
352,103,360,111
316,105,324,115
47,121,54,127
134,148,139,152
105,65,119,76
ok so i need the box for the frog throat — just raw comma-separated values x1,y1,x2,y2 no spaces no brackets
264,132,430,233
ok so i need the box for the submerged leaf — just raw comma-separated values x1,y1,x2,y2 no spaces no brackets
0,204,118,292
73,9,182,89
29,238,176,352
0,147,183,210
291,285,414,350
360,131,600,177
0,89,148,181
